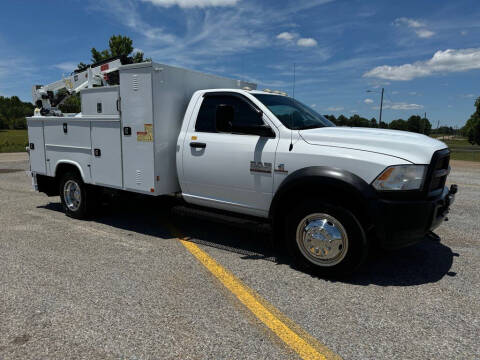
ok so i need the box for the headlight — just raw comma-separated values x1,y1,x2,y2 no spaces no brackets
372,165,427,191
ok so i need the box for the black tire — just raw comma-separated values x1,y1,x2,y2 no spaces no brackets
286,200,368,277
59,171,96,219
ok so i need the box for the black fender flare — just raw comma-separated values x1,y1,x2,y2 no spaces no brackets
269,166,379,225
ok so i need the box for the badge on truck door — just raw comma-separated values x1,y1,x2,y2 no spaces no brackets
137,124,153,142
250,161,272,174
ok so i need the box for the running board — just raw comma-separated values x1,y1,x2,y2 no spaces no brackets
171,205,271,233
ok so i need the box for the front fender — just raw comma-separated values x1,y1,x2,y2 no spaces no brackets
269,166,378,221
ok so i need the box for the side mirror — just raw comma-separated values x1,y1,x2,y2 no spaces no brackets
246,124,276,138
215,104,234,132
232,123,276,138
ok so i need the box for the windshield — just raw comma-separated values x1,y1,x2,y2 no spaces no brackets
252,94,335,130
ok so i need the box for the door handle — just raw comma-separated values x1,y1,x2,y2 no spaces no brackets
190,142,206,149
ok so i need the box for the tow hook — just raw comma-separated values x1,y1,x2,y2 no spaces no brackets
447,184,458,207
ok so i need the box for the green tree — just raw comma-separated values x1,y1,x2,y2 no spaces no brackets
349,114,370,127
59,93,81,114
422,117,432,135
78,35,148,70
389,119,408,131
336,115,349,126
324,114,337,125
379,121,388,129
0,96,34,129
406,115,431,135
463,97,480,145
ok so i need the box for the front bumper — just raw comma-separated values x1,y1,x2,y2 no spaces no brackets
373,184,457,249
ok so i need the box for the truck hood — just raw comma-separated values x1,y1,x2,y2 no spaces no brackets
299,127,447,164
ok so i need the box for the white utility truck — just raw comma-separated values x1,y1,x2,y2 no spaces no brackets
27,60,457,275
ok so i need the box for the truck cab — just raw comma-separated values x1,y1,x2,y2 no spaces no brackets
176,89,457,275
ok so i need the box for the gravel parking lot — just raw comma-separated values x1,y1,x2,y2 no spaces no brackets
1,153,479,360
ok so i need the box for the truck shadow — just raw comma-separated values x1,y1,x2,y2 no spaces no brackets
40,195,456,287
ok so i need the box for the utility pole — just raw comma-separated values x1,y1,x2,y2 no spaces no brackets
379,87,384,126
366,88,385,127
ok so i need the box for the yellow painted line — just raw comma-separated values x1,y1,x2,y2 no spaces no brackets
176,235,342,360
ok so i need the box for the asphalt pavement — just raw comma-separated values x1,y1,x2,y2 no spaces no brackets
0,153,478,359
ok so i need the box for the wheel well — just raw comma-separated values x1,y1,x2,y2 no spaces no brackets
55,163,82,181
271,181,375,243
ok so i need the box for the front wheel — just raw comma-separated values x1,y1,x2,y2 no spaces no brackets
286,201,368,277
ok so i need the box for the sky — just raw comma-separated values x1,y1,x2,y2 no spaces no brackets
0,0,479,127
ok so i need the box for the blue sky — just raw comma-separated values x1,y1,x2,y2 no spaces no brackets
0,0,479,127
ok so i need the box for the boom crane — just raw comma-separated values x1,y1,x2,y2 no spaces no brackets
32,57,124,116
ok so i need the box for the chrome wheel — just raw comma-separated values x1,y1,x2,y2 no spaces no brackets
63,180,82,211
296,213,348,267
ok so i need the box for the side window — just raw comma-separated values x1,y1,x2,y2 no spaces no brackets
195,95,263,133
195,96,218,132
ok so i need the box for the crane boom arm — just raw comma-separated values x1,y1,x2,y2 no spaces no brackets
32,58,123,114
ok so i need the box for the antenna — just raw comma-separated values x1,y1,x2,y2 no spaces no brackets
289,63,296,152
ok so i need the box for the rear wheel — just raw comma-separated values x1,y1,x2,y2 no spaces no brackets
286,201,368,277
59,172,95,219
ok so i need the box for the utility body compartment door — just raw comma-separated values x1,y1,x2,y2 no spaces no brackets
27,119,46,174
43,118,92,182
91,119,123,188
119,67,155,194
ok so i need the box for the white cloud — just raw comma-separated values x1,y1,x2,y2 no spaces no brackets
277,32,318,47
297,38,318,47
276,32,296,41
394,17,425,28
378,102,424,110
327,106,344,111
53,62,77,72
364,98,374,104
364,48,480,81
311,104,317,108
461,30,468,36
394,17,434,39
415,29,435,38
141,0,238,8
96,0,331,70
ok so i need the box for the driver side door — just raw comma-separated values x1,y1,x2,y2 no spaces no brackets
181,93,279,217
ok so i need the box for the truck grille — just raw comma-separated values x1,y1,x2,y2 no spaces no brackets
426,149,450,196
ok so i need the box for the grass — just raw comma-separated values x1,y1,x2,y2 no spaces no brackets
439,138,480,162
0,129,28,153
450,151,480,162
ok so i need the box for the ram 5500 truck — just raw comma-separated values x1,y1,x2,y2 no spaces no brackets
27,61,457,275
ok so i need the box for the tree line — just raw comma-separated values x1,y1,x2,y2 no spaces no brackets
461,97,480,145
324,114,432,135
0,96,34,130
